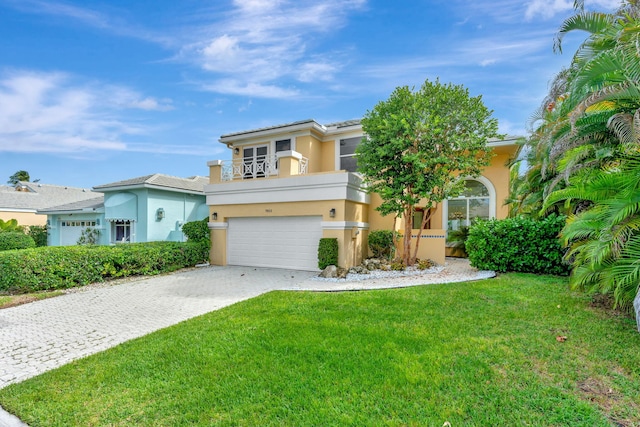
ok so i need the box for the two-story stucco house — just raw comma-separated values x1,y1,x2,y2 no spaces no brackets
205,119,519,271
40,174,209,246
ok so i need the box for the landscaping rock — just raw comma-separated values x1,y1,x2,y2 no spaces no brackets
319,265,338,278
349,266,369,275
634,291,640,333
336,267,348,279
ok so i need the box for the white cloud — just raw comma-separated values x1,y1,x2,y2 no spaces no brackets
297,62,337,82
2,0,173,45
525,0,573,20
184,0,366,98
202,79,299,98
128,97,174,111
0,70,176,154
525,0,622,20
479,59,497,67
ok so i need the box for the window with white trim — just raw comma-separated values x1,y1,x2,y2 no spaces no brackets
339,136,361,172
275,139,291,153
446,180,490,231
274,139,291,170
112,220,132,243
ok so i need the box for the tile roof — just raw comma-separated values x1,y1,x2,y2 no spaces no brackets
37,196,104,214
0,182,101,212
93,174,208,193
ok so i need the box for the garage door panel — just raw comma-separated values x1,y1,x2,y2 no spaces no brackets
228,216,322,271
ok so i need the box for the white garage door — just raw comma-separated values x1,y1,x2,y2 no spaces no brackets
228,216,323,271
59,221,86,246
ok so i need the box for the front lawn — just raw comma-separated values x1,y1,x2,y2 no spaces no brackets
1,274,639,426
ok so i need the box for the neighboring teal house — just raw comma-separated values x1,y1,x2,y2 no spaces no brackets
39,174,209,246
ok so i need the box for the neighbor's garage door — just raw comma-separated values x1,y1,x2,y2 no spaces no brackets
59,221,85,246
228,216,323,271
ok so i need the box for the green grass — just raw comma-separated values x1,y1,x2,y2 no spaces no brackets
0,290,63,309
1,273,639,426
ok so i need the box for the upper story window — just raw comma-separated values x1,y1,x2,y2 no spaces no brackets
339,136,361,172
274,139,291,171
275,139,291,153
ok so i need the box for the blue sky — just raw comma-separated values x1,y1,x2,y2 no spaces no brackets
0,0,621,188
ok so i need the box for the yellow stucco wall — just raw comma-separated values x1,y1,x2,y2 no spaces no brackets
0,211,45,227
295,135,324,173
320,139,336,172
482,152,512,219
208,199,369,269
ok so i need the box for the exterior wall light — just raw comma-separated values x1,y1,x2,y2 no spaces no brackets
212,212,218,221
329,208,336,218
234,147,240,155
156,208,165,220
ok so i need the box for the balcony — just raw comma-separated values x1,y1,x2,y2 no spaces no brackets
210,152,309,182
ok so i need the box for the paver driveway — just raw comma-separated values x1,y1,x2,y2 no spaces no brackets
0,266,317,389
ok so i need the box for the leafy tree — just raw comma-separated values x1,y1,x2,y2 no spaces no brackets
28,225,48,247
358,78,500,266
0,219,24,233
8,170,30,185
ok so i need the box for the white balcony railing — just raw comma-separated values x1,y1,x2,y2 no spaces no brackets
220,154,308,181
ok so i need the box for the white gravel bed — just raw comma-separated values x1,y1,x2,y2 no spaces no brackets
312,265,445,282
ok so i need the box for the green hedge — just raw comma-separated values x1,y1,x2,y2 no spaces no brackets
318,238,339,269
182,218,210,243
0,241,209,294
466,215,570,275
0,232,36,251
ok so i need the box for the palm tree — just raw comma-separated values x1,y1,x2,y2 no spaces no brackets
544,155,640,309
509,1,640,315
7,170,30,185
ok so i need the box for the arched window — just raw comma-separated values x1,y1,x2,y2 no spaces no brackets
445,178,495,231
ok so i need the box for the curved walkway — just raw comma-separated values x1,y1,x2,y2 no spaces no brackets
0,258,493,426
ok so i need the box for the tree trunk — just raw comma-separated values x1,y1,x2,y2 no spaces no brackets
411,208,433,265
403,205,413,266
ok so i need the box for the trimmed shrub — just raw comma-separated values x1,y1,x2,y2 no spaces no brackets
0,232,36,251
28,225,48,247
466,214,569,275
77,228,101,245
318,238,339,269
182,218,210,243
368,230,395,259
0,241,209,294
417,258,435,270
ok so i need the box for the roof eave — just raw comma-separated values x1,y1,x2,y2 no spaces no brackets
95,183,205,195
219,119,326,145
